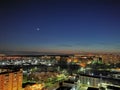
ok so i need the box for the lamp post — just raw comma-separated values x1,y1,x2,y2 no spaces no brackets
100,73,102,87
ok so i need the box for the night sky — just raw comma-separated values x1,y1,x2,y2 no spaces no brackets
0,0,120,54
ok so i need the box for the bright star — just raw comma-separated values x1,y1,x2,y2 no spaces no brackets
37,28,40,31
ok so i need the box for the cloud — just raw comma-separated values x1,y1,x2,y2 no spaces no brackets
57,44,73,47
76,43,91,46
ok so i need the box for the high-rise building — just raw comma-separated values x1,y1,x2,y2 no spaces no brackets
0,68,23,90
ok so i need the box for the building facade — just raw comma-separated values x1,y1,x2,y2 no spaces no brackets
0,68,23,90
79,74,107,87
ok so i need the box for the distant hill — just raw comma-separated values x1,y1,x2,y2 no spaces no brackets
0,50,72,56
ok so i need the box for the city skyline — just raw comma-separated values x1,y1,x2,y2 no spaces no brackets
0,0,120,54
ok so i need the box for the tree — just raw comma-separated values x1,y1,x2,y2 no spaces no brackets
68,62,80,74
57,57,68,70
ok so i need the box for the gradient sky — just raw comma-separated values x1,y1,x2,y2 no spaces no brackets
0,0,120,54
